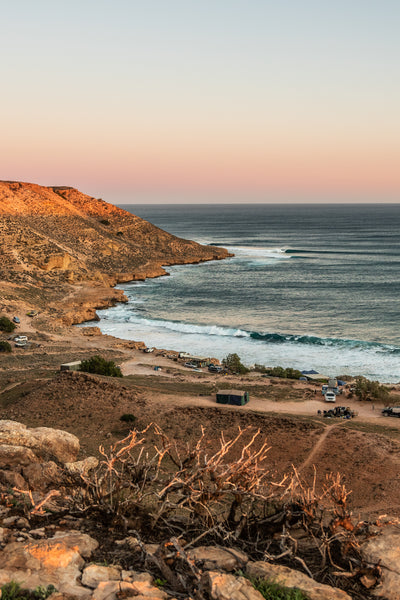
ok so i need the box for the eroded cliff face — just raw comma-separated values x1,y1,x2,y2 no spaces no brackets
0,181,230,322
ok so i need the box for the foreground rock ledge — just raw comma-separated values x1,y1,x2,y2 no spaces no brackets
0,420,80,464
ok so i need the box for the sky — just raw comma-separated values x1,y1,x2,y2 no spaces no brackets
1,1,400,203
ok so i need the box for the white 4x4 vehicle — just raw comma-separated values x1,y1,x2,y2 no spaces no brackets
324,391,336,402
14,335,28,343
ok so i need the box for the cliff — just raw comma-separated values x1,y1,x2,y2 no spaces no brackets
0,181,230,323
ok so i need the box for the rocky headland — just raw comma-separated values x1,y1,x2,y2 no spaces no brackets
0,181,231,325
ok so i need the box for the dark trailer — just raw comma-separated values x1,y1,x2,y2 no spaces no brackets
216,389,249,406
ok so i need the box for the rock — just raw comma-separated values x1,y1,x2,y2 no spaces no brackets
0,527,8,543
22,461,62,491
65,456,99,476
0,421,80,463
201,571,265,600
360,574,378,589
188,546,248,571
29,527,46,539
0,531,98,598
81,564,121,588
29,426,80,463
121,570,154,583
92,580,169,600
246,562,352,600
0,469,28,489
360,525,400,599
81,327,102,336
2,516,30,529
0,444,40,468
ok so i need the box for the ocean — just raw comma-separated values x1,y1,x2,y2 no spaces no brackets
83,204,400,383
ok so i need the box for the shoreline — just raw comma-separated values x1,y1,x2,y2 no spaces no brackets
78,285,400,385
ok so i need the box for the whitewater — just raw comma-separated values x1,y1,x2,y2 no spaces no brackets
80,203,400,383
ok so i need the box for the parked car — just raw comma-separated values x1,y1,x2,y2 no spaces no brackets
13,316,20,324
382,407,400,417
14,335,28,343
324,391,336,402
184,362,198,369
208,364,223,373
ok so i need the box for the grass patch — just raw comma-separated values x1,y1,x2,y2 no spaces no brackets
124,374,215,396
342,419,400,441
1,582,56,600
240,575,309,600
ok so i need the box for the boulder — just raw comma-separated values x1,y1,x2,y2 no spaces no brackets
201,571,264,600
65,456,99,476
0,444,39,468
121,571,154,584
22,461,63,491
0,531,98,598
29,426,80,463
81,564,121,588
0,421,80,463
0,468,28,489
246,562,352,600
92,580,169,600
188,546,248,571
360,525,400,599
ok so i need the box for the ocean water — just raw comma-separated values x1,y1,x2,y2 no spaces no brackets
85,204,400,382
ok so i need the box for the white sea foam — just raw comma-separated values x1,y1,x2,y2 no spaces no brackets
82,310,400,383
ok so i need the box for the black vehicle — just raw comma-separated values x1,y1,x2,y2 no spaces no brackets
382,407,400,417
321,406,356,418
208,364,223,373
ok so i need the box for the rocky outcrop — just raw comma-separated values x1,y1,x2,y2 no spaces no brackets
247,561,352,600
0,180,231,321
360,524,400,599
0,420,80,464
201,571,264,600
0,531,98,598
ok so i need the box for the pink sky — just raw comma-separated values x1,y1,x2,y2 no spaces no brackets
1,2,399,203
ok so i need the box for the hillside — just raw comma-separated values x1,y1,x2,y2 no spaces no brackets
0,181,230,324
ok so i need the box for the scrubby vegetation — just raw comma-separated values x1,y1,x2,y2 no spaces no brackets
79,355,122,377
255,365,303,379
1,583,56,600
120,413,136,424
0,316,16,333
0,341,12,353
249,577,309,600
353,376,390,402
54,425,368,597
2,424,383,599
222,353,249,374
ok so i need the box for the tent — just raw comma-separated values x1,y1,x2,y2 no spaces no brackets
216,389,249,406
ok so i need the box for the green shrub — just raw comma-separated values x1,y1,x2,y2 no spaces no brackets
79,355,122,377
354,376,389,402
120,413,136,423
0,316,16,333
1,582,56,600
253,364,267,373
0,341,12,353
264,366,302,379
251,578,309,599
222,353,249,374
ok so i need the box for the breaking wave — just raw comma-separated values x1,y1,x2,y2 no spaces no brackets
96,310,399,356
